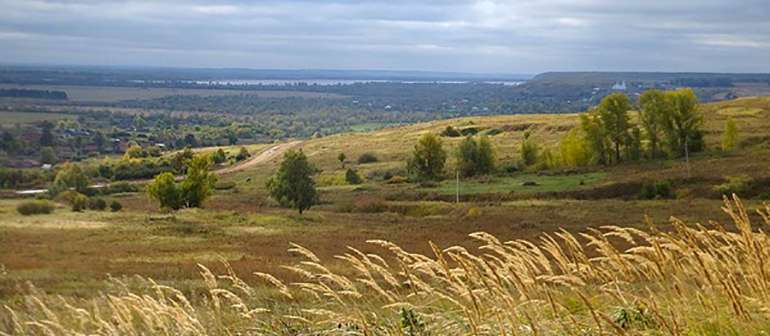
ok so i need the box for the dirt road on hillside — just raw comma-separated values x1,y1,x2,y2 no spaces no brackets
216,140,303,175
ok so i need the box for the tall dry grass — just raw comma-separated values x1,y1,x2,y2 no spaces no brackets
3,195,770,335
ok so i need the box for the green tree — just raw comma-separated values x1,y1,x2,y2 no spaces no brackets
40,146,57,164
39,121,55,147
123,144,145,159
580,113,609,165
50,163,90,195
520,132,539,167
628,127,642,161
639,89,669,159
235,147,250,161
179,155,217,208
597,93,632,163
267,150,319,214
147,172,183,210
455,136,495,177
407,134,447,181
338,152,347,168
559,127,591,167
661,88,704,157
722,117,739,151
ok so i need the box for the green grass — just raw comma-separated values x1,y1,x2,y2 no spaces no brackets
422,172,606,195
0,111,72,124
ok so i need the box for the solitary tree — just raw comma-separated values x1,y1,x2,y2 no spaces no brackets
722,117,739,151
267,150,319,214
338,153,347,168
345,168,362,184
407,134,447,181
597,93,631,163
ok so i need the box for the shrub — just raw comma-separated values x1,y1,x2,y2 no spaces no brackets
357,152,379,164
86,197,107,211
16,200,55,215
715,175,752,196
55,190,86,205
440,126,461,137
466,207,482,218
345,168,362,185
71,194,88,212
109,200,123,212
100,182,139,195
639,180,674,199
235,147,251,162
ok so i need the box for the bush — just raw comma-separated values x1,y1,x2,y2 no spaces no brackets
55,190,86,205
16,200,55,215
345,168,362,185
86,197,107,211
99,182,139,195
357,152,379,164
109,200,123,212
71,194,88,212
639,180,674,200
440,126,461,137
714,175,752,197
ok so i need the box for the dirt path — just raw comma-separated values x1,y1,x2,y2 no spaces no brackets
13,141,303,195
215,140,303,175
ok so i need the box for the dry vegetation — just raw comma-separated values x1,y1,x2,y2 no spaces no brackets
3,196,770,335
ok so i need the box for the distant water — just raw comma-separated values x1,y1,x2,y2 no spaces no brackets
190,79,525,86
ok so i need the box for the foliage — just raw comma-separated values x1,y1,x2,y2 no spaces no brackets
0,168,48,189
345,168,362,185
211,148,227,164
357,152,379,164
407,134,447,181
455,135,495,177
440,126,461,137
661,88,704,157
639,89,668,159
123,144,146,159
639,180,674,199
722,117,739,151
16,200,55,215
86,197,107,211
40,146,57,164
50,163,90,195
267,150,319,214
519,131,539,167
147,172,182,210
99,181,139,195
179,155,217,208
337,152,346,168
559,127,592,167
714,175,752,196
109,200,123,212
235,147,251,162
597,92,632,163
71,193,88,212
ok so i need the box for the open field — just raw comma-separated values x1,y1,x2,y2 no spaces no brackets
0,110,72,124
0,84,345,102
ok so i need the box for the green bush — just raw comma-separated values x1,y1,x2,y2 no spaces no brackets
86,197,107,211
345,168,362,185
16,200,55,215
110,200,123,212
639,180,674,200
714,175,752,197
440,126,461,137
99,182,139,195
71,194,88,212
357,152,379,164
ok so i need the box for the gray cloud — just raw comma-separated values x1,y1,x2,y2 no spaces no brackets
0,0,768,73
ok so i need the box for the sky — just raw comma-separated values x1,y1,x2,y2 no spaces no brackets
0,0,769,74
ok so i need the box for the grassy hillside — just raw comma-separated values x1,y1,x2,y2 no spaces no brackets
2,96,770,334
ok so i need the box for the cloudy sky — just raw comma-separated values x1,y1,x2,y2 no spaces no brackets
1,0,769,74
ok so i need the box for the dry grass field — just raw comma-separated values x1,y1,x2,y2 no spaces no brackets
2,96,770,334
